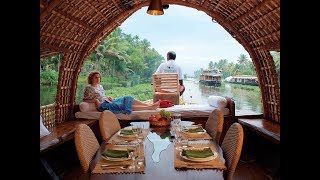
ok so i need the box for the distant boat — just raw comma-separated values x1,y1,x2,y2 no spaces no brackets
225,75,258,86
199,68,222,86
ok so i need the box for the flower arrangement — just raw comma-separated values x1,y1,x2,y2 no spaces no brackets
149,109,172,127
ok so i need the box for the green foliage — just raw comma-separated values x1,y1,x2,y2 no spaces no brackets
159,109,171,120
198,54,259,79
84,27,164,79
40,70,58,85
106,84,153,101
270,51,280,83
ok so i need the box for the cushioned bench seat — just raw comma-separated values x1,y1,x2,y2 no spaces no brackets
75,104,231,120
238,118,280,144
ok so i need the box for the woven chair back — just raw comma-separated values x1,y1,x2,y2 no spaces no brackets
99,110,121,141
221,122,244,180
205,109,224,144
74,124,100,173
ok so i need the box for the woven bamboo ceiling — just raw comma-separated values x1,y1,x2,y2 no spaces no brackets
40,0,280,122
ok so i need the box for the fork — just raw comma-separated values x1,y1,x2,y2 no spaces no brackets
101,164,129,170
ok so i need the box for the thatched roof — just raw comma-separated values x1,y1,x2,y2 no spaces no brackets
40,0,280,122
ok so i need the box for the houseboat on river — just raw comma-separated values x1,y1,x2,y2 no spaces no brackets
226,75,258,86
199,68,222,86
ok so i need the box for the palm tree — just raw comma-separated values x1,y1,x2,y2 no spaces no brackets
238,54,248,64
94,28,129,77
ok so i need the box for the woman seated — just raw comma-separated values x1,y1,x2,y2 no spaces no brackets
83,71,159,114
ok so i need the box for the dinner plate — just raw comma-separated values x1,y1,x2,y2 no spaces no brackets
182,126,207,135
101,148,131,161
101,156,130,161
117,129,137,138
180,148,218,162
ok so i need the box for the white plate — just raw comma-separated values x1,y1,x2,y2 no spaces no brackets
101,156,130,161
182,126,207,135
101,148,131,161
180,148,218,162
117,130,137,138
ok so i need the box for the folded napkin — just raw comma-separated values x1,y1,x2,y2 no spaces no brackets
184,127,204,133
102,149,134,158
182,147,214,158
120,130,134,135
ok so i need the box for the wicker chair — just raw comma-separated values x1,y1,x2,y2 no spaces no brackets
204,109,224,144
221,122,244,180
74,124,100,173
152,73,180,105
99,110,121,141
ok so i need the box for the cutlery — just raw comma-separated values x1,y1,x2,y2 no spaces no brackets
101,164,129,170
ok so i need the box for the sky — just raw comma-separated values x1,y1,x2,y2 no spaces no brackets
120,5,250,76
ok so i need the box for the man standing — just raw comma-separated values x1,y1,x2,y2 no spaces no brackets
155,51,185,95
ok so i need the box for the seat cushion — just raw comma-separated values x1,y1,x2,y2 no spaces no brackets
208,96,227,108
79,102,98,112
154,92,180,105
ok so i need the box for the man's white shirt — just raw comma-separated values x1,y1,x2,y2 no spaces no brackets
155,60,183,80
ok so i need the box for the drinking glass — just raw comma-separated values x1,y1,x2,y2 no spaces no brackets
136,138,144,168
175,133,189,150
128,145,138,171
172,113,181,126
180,138,189,149
132,125,139,134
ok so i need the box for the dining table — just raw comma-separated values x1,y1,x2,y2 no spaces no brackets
89,121,226,180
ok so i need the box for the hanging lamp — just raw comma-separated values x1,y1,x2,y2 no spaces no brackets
147,0,164,16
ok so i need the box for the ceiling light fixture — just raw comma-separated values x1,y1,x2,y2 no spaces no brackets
147,0,164,16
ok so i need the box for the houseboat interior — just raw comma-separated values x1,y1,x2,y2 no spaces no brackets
39,0,282,179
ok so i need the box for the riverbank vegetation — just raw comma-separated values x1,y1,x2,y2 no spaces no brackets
193,51,280,82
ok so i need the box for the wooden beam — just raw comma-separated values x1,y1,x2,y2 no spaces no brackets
52,9,96,33
40,43,71,54
232,0,270,24
41,31,85,46
225,0,248,21
111,0,123,11
200,0,207,5
83,0,109,22
40,0,63,22
241,21,278,35
249,30,279,45
238,7,280,32
40,0,48,9
213,0,227,11
253,41,280,51
40,51,61,59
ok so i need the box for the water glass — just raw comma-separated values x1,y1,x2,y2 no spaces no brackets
180,138,189,149
128,145,138,171
175,133,189,150
136,141,144,168
172,113,181,125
